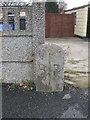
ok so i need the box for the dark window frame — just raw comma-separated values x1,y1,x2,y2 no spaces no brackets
8,12,15,30
20,16,26,30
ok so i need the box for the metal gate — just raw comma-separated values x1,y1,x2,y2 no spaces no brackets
45,13,75,38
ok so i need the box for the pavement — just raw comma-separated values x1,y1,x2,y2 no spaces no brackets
46,37,89,72
2,83,89,119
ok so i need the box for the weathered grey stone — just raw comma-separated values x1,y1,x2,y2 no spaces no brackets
32,2,45,54
0,28,2,84
62,94,71,99
0,3,45,83
35,43,65,92
1,62,33,83
1,37,32,61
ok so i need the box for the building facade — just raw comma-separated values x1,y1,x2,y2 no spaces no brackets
65,4,90,38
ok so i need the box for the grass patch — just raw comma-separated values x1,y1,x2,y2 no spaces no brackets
64,75,72,81
21,80,36,90
64,70,89,74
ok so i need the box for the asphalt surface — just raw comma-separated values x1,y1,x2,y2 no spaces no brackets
2,83,89,119
0,85,2,119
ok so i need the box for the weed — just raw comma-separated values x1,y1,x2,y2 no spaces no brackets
19,80,36,91
10,82,18,90
64,70,88,74
26,80,36,90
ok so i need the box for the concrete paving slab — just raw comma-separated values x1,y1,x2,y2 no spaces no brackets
46,37,89,72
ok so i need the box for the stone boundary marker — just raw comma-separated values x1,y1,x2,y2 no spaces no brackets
35,43,65,92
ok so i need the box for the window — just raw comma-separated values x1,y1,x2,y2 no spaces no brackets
20,12,26,30
0,13,3,31
8,12,15,30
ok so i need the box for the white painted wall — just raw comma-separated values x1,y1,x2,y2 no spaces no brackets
65,6,88,37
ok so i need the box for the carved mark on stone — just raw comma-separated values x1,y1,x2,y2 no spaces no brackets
38,64,49,85
53,64,61,81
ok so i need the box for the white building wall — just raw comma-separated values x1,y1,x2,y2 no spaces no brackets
65,6,88,37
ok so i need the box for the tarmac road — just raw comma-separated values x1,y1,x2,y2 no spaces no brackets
2,83,89,119
0,85,2,119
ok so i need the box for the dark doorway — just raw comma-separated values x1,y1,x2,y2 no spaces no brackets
20,17,26,30
87,7,90,38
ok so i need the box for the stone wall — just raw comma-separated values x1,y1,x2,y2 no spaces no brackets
0,7,2,84
0,2,45,83
0,2,64,92
1,6,32,36
1,37,33,83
